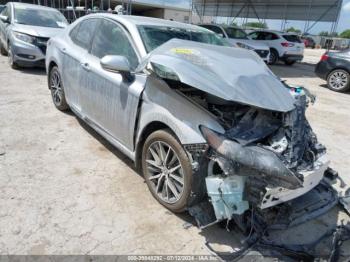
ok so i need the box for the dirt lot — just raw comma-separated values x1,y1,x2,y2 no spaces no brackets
0,50,350,257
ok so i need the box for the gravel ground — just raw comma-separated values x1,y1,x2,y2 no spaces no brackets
0,51,350,257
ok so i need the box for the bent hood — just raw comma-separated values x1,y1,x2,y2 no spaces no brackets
12,24,65,38
138,39,295,112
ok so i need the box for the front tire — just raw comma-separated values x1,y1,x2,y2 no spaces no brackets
327,69,350,93
8,45,18,69
49,66,69,111
142,130,193,213
268,49,278,65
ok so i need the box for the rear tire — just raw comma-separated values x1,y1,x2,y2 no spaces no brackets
49,66,69,111
327,69,350,92
268,49,278,65
142,129,193,213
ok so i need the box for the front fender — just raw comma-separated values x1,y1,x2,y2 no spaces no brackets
136,75,225,146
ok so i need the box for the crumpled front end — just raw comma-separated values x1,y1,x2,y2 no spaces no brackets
140,38,343,228
195,87,330,224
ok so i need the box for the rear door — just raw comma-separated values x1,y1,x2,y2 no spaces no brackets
62,18,98,113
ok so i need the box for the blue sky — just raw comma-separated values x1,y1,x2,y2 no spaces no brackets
154,0,350,34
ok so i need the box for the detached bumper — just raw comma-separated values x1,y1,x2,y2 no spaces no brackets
11,39,46,68
260,155,329,209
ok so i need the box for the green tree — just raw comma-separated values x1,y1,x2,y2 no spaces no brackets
340,29,350,39
242,22,267,29
286,27,301,34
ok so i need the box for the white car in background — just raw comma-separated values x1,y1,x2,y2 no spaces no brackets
199,24,270,63
248,30,304,65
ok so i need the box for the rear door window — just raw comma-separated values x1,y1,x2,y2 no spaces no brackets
248,32,259,40
201,25,225,36
283,34,302,43
265,33,279,40
71,19,98,50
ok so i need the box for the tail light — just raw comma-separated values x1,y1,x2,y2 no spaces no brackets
281,42,294,47
320,53,329,61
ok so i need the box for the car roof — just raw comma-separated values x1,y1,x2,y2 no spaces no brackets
199,23,243,29
10,2,60,11
249,29,299,35
88,14,203,31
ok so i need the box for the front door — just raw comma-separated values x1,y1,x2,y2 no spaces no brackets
79,18,142,150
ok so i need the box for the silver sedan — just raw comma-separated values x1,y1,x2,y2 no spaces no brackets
46,14,334,228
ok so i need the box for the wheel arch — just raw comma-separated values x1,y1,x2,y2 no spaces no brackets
47,60,58,90
135,121,178,172
326,67,350,79
270,47,279,56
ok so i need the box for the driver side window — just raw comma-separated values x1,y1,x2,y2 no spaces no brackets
91,19,139,70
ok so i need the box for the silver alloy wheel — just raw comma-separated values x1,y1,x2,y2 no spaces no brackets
50,70,63,106
145,141,184,204
328,71,348,90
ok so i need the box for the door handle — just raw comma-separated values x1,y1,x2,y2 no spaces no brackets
80,62,90,71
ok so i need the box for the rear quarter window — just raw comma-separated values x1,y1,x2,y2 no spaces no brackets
283,35,302,43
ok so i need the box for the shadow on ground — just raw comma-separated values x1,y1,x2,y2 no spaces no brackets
17,67,46,76
270,62,317,78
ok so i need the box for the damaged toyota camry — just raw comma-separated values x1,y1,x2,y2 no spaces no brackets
46,14,349,244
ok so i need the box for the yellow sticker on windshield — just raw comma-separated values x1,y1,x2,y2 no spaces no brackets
171,48,195,55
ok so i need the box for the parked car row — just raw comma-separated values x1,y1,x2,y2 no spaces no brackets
198,24,271,63
197,24,305,66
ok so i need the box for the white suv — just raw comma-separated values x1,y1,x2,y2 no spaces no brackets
198,24,270,63
248,30,304,65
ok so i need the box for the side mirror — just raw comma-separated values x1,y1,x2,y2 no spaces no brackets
100,55,133,82
0,15,10,23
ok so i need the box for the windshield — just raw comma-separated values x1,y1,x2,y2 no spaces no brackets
225,27,248,39
14,7,68,28
138,25,229,52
